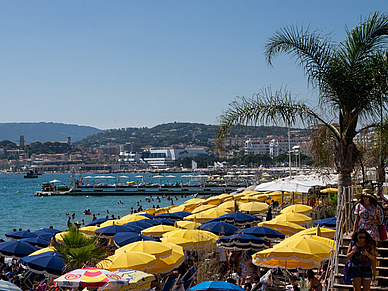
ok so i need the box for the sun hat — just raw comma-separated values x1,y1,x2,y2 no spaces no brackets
354,188,377,201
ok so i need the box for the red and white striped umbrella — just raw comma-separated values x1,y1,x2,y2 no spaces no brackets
54,267,128,288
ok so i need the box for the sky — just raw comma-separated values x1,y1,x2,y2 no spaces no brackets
0,1,386,130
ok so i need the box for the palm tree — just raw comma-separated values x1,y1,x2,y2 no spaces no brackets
218,12,388,194
53,226,107,270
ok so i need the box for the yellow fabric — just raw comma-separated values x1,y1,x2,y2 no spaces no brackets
116,241,172,259
97,251,157,271
280,205,313,214
174,220,202,230
258,220,305,236
141,225,179,237
238,202,269,214
272,212,312,225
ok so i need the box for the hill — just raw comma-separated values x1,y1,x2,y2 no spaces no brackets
76,122,308,149
0,122,103,143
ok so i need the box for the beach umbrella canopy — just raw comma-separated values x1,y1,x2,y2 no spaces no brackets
254,179,311,193
258,220,305,236
320,188,338,193
20,251,65,277
199,222,238,236
138,213,154,219
5,231,38,240
85,218,110,227
209,212,259,225
116,241,172,259
113,270,155,290
118,215,149,224
0,280,22,291
150,218,175,226
162,229,219,250
190,281,244,291
274,235,332,260
124,221,154,232
238,202,269,214
154,212,191,220
191,204,217,214
114,232,156,248
217,200,238,211
97,251,157,272
160,237,194,249
99,220,123,228
34,228,62,234
54,267,128,288
146,243,185,275
217,233,270,250
20,237,50,248
29,246,56,256
95,225,138,238
272,213,312,225
174,221,201,230
79,225,100,235
185,208,232,222
313,217,337,228
280,205,313,214
238,226,285,241
295,226,335,239
141,225,179,238
0,240,37,258
185,198,205,204
252,246,321,269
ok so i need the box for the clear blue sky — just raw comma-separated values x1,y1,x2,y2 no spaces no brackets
0,1,386,129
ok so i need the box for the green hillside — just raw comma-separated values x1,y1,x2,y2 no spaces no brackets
76,122,308,149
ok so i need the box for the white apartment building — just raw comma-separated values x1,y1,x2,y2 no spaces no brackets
245,137,311,157
119,147,208,167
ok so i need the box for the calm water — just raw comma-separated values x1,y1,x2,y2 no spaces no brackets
0,173,200,238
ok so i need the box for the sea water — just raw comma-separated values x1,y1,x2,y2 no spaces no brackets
0,173,199,237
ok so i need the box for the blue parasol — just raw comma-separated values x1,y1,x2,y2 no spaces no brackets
0,240,37,258
237,226,285,240
5,231,38,240
190,281,244,291
95,224,138,238
151,218,175,226
20,237,50,248
114,232,156,247
206,212,260,225
154,212,191,220
0,280,22,291
85,218,110,227
199,222,238,236
20,251,65,277
313,217,336,227
217,233,270,250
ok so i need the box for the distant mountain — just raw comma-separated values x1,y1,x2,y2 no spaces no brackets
76,122,309,148
0,122,103,143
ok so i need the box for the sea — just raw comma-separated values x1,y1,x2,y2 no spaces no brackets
0,173,201,238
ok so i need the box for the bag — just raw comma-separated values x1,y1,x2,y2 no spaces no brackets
379,224,388,241
343,261,352,285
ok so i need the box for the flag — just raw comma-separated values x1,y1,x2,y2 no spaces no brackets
192,160,197,170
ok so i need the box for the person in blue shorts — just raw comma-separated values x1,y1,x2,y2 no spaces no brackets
347,228,376,291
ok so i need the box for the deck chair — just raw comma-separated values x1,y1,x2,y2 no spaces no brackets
180,270,197,291
161,273,178,291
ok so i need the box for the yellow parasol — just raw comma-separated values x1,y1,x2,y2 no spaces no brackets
239,196,261,203
294,226,335,239
162,229,218,250
203,196,223,206
79,225,99,235
118,215,149,224
141,225,179,238
160,237,194,249
320,188,338,193
184,198,205,204
258,220,305,236
191,204,217,214
185,208,232,222
146,243,185,275
272,212,312,225
29,246,56,256
217,200,238,211
113,270,155,291
97,251,157,272
116,241,172,259
54,231,89,243
280,205,313,214
174,220,202,230
238,202,269,214
274,235,332,260
99,220,123,228
252,246,321,269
